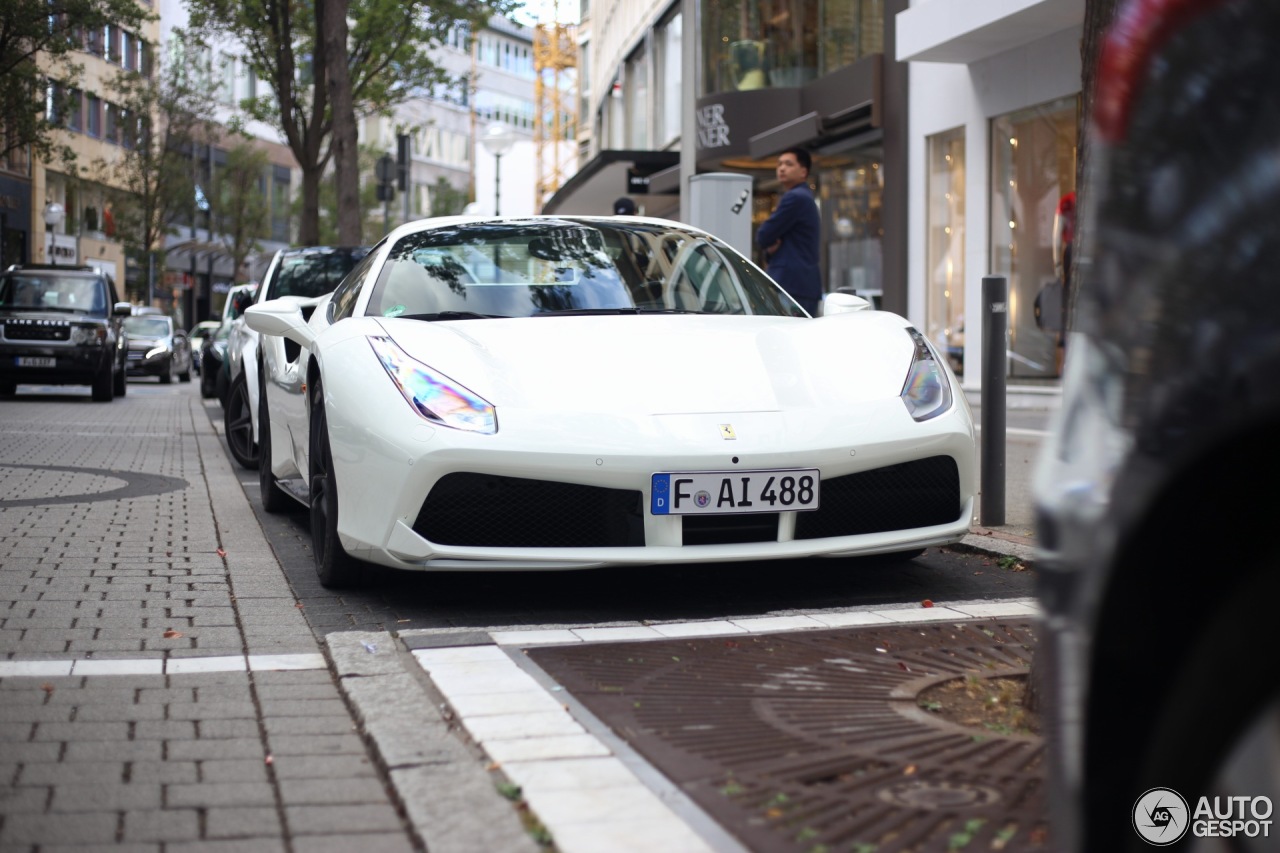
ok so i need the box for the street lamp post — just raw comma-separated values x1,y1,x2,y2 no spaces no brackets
481,122,515,216
43,202,65,266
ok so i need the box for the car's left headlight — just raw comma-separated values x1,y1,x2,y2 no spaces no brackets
368,336,497,434
146,345,168,359
900,327,953,421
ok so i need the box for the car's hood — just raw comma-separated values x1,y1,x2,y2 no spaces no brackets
127,336,169,347
372,314,919,414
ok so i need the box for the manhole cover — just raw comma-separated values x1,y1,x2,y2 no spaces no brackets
527,619,1048,852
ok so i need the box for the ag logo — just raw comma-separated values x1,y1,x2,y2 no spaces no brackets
1134,787,1190,845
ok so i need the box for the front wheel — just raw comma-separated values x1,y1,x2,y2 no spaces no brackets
309,381,366,588
224,372,259,470
91,359,114,402
113,361,126,397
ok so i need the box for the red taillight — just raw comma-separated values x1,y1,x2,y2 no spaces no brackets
1094,0,1230,143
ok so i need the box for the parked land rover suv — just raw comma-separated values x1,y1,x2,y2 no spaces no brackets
0,264,131,401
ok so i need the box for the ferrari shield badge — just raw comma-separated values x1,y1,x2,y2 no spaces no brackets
720,424,736,440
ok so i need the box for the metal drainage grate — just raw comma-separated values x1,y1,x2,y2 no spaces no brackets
527,619,1047,852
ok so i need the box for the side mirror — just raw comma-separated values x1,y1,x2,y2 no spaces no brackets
113,302,132,317
244,299,317,348
821,292,872,316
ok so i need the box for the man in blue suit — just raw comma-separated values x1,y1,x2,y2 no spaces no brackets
756,147,821,315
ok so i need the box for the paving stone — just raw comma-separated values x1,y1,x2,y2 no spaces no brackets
64,740,163,761
197,719,261,740
120,809,200,843
49,782,161,812
127,760,200,785
166,739,266,761
0,811,119,845
198,759,270,784
133,720,198,740
167,701,256,721
284,804,403,835
265,734,365,756
33,721,129,742
262,717,354,737
74,702,167,722
165,782,276,809
206,807,282,838
268,755,377,780
275,777,391,806
290,834,417,853
18,761,124,785
166,839,286,853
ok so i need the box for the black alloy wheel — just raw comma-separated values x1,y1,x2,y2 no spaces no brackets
113,358,127,397
224,372,260,469
258,367,292,514
308,381,365,588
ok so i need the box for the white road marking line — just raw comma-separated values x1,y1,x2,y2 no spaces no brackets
0,653,326,678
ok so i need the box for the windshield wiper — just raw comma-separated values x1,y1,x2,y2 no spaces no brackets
400,311,506,321
533,308,708,317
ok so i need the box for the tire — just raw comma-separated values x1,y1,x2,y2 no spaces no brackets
113,359,126,397
201,369,215,399
258,370,292,514
160,357,173,384
215,367,228,408
309,381,366,588
179,366,191,383
224,372,260,470
91,359,114,402
0,380,16,396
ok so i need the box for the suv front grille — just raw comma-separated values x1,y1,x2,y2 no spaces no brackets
4,319,71,342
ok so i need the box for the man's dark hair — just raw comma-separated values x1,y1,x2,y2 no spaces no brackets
781,147,812,173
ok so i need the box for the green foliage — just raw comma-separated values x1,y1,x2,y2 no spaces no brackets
429,177,470,218
214,142,272,282
102,30,219,280
185,0,515,243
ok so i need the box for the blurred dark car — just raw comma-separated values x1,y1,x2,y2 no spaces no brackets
0,264,131,401
1033,1,1280,851
199,320,231,403
122,314,192,383
187,320,222,376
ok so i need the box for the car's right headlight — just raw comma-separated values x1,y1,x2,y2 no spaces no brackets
71,325,106,345
368,336,497,434
900,326,953,421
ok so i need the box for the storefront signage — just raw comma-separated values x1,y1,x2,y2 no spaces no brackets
697,104,731,149
626,169,650,194
44,232,78,264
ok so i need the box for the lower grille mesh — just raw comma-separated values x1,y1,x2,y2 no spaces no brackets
794,456,962,540
415,473,644,548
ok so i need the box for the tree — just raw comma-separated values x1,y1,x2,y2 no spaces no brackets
187,0,513,246
429,177,469,217
320,0,360,245
0,0,150,162
102,30,218,304
214,141,272,283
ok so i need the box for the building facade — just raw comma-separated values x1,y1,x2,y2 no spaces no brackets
898,0,1082,384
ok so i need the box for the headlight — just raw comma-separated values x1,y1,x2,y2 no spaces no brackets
71,325,105,345
368,336,497,434
146,346,167,359
900,327,953,421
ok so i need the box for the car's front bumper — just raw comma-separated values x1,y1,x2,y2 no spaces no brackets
0,343,112,386
314,363,979,571
126,350,173,376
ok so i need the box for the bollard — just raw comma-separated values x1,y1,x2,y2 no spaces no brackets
981,275,1007,526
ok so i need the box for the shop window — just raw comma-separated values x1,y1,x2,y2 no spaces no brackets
624,46,649,149
816,147,884,303
655,12,681,148
926,127,965,376
990,95,1078,379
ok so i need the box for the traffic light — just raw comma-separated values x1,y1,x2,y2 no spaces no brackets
376,154,395,202
396,134,410,191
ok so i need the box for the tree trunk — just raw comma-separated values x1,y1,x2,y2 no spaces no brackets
322,0,361,246
298,162,324,246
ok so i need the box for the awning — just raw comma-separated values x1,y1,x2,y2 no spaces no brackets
896,0,1083,64
542,150,680,216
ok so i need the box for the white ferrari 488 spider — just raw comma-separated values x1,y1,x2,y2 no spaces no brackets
245,216,977,587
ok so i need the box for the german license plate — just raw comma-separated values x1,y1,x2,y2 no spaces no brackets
16,356,55,368
651,469,820,515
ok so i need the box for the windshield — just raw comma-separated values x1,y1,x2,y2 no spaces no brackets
123,317,172,337
0,273,107,315
366,221,806,319
271,249,370,299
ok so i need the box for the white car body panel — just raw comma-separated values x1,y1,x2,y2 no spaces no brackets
259,304,977,571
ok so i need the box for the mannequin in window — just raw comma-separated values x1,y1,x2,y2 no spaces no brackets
1035,190,1076,374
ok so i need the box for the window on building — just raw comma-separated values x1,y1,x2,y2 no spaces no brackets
271,166,291,242
655,11,681,148
103,25,119,64
926,127,965,377
990,95,1079,379
219,54,236,104
86,95,102,138
104,102,119,144
814,148,884,304
624,45,649,149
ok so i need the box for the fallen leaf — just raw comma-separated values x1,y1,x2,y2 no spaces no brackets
40,683,54,695
163,629,183,639
295,603,304,608
264,754,273,765
921,599,934,608
486,762,500,771
216,548,226,558
903,764,917,776
898,661,911,672
766,808,783,818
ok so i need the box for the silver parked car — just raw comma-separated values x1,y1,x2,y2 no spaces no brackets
123,314,192,383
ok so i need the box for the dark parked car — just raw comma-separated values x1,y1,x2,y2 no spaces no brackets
122,314,192,383
1033,1,1280,851
0,264,131,401
187,320,222,375
199,320,231,403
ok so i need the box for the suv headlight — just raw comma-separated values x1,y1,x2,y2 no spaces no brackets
368,336,497,434
900,327,953,421
71,325,106,345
